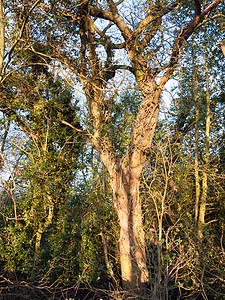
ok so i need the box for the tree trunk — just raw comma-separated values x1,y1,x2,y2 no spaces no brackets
191,41,200,224
110,161,149,290
97,79,160,290
194,106,200,224
97,147,148,290
35,200,54,253
0,0,4,76
198,30,210,238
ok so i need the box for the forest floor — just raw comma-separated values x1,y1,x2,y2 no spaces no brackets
0,281,113,300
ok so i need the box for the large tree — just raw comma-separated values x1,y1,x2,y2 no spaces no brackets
1,0,224,293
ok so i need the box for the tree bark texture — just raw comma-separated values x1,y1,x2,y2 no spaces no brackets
90,77,160,289
0,0,4,75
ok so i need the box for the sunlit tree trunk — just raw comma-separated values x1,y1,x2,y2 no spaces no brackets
108,160,150,289
198,30,210,238
112,176,148,289
194,103,200,224
191,40,201,224
92,77,160,290
35,198,54,252
114,80,159,289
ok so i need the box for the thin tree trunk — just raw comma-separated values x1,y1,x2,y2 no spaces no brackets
191,40,201,224
198,31,210,238
0,0,4,76
194,105,200,224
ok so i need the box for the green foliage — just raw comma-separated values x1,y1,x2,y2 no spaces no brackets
0,220,34,273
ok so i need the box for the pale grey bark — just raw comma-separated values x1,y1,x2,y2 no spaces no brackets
0,0,4,76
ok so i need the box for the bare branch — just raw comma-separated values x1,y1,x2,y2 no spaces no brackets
45,116,91,138
88,6,114,22
135,1,179,37
112,64,134,74
89,3,132,41
115,0,125,5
